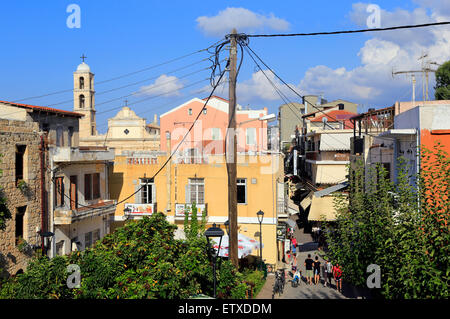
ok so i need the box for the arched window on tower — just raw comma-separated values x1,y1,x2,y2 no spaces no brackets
79,77,84,89
79,94,85,108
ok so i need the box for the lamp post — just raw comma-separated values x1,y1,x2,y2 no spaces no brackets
256,210,264,270
123,206,132,220
224,220,230,236
204,223,224,298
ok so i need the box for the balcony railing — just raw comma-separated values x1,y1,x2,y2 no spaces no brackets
54,200,116,224
174,203,207,219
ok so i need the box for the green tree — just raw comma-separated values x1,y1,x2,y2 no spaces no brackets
434,60,450,100
325,146,449,299
0,212,245,299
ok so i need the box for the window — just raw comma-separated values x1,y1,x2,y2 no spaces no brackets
70,175,78,210
84,232,92,248
211,128,221,141
55,177,64,207
15,206,26,245
140,178,154,204
79,77,84,89
246,128,256,145
79,94,85,108
92,173,100,199
56,241,65,256
85,173,100,201
56,126,64,147
84,174,92,201
15,145,26,183
188,178,204,204
188,108,192,115
93,229,100,243
91,126,95,136
68,127,74,147
237,178,247,204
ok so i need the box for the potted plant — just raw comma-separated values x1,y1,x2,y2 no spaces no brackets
16,179,28,192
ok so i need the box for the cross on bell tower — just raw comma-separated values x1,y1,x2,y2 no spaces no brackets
74,55,97,139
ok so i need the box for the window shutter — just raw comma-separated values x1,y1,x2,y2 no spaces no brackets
151,184,156,204
135,185,141,204
185,184,190,204
93,173,100,199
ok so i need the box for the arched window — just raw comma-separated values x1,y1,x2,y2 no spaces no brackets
79,77,84,89
79,94,85,108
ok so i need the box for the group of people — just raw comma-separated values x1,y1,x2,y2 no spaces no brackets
303,254,343,292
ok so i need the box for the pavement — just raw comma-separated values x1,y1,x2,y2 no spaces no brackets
256,216,371,299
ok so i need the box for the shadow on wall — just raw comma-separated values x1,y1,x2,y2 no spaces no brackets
108,171,124,202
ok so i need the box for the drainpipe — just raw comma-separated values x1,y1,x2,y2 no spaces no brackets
39,135,46,255
166,131,171,212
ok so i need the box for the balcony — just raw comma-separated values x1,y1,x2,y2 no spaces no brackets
174,203,208,220
54,200,116,224
51,146,115,163
124,203,157,217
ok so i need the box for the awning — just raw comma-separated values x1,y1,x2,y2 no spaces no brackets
285,219,297,229
287,198,299,216
319,133,353,151
300,193,313,211
308,195,342,221
314,181,348,198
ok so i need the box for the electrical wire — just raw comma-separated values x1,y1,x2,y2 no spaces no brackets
246,21,450,38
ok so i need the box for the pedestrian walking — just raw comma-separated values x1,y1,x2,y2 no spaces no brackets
304,254,314,285
324,260,333,287
313,256,321,285
333,263,343,293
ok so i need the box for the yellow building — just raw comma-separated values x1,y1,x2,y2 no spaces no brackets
109,152,284,265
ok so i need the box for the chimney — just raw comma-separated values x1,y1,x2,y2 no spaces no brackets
153,114,157,124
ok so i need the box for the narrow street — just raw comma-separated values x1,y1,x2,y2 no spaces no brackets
257,216,370,299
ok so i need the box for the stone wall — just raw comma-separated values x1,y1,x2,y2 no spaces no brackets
0,119,42,278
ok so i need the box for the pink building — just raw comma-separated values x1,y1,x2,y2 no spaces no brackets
160,96,271,162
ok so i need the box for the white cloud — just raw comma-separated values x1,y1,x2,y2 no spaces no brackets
138,74,184,97
196,7,289,37
297,2,450,108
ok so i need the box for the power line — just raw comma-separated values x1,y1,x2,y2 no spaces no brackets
45,57,214,108
50,55,229,211
246,21,450,38
11,39,225,103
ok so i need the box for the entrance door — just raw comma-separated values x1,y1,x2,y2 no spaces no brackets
70,175,78,210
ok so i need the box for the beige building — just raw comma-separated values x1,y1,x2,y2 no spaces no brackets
0,118,43,278
73,61,160,154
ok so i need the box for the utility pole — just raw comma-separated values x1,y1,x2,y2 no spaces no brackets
227,28,238,268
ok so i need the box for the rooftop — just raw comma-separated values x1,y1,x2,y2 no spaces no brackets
0,100,84,118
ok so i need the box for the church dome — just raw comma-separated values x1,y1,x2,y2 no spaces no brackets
76,62,91,73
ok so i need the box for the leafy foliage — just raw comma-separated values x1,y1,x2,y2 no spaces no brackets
0,212,253,299
434,60,450,100
325,144,449,299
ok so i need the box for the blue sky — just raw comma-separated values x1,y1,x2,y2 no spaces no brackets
1,0,449,132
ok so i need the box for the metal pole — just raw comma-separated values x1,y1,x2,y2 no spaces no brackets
259,221,263,271
227,28,238,268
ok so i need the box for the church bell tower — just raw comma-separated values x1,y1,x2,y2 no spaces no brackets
74,54,97,138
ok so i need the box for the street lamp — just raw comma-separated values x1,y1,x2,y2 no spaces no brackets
123,206,132,220
224,220,230,235
204,223,224,298
256,210,264,270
